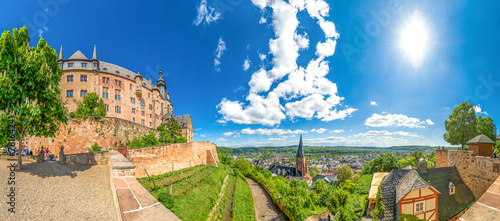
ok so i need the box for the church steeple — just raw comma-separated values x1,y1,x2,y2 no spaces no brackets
296,134,305,157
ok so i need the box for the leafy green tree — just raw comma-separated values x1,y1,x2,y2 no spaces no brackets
129,137,144,149
373,186,385,221
0,27,67,169
174,136,187,143
0,114,12,147
362,153,402,174
428,152,436,167
69,92,106,119
337,165,353,184
141,133,159,146
327,189,357,221
314,179,327,194
309,165,321,179
444,101,477,149
399,150,427,168
354,174,373,195
342,180,355,193
476,116,497,142
350,173,361,184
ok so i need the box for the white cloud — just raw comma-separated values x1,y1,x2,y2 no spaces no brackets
426,119,434,125
234,86,245,93
269,138,285,142
258,53,267,61
315,38,336,58
329,129,344,133
474,105,488,115
193,0,221,26
223,132,234,136
218,0,353,126
353,130,420,138
311,128,327,133
370,101,377,106
214,37,226,72
365,113,432,128
241,128,307,136
200,134,207,138
243,57,251,71
216,138,227,142
249,69,273,93
259,17,267,24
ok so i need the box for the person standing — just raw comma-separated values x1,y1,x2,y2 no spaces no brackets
45,148,50,161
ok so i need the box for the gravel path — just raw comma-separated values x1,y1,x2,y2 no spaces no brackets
0,159,118,221
246,177,284,221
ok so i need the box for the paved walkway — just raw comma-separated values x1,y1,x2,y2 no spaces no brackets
246,177,283,221
459,175,500,220
110,150,181,221
0,159,118,221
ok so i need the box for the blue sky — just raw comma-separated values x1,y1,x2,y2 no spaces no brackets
1,0,499,147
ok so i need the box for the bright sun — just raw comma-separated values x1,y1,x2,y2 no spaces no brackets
400,10,428,68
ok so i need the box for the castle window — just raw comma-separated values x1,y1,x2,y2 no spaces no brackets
80,75,87,82
140,99,145,110
67,75,74,82
132,108,136,114
141,119,145,125
102,87,109,99
119,81,121,86
67,63,73,68
80,90,87,97
149,104,152,110
149,114,152,118
115,89,121,101
131,98,135,104
105,104,109,112
149,122,152,126
103,68,107,71
81,63,87,68
148,93,150,98
66,90,73,97
414,201,425,214
102,77,105,83
450,182,455,195
106,78,109,83
141,111,145,116
130,84,132,90
133,118,135,123
114,106,121,114
94,63,97,68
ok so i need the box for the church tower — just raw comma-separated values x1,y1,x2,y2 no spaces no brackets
296,134,307,177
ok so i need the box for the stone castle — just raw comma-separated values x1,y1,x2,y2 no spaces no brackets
21,44,194,153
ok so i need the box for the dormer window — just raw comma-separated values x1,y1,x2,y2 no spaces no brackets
449,182,455,195
103,68,108,71
67,63,73,68
116,71,120,74
81,63,87,68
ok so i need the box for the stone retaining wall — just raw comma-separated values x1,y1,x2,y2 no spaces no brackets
127,141,219,178
65,151,110,165
25,117,158,155
436,149,500,199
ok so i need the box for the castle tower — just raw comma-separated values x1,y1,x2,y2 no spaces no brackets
58,44,63,68
92,43,99,70
296,134,307,177
156,67,166,95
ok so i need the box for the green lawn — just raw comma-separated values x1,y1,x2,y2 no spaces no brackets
232,177,256,221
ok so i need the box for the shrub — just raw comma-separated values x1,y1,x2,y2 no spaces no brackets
156,190,175,209
88,142,102,152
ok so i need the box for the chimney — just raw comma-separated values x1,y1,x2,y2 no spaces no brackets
418,159,428,173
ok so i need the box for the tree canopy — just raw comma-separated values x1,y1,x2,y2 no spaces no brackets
337,165,353,184
362,153,402,174
0,26,67,169
444,101,477,149
399,150,427,169
476,116,497,142
69,92,106,119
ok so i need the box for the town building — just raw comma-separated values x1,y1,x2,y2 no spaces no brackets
268,135,312,184
466,134,495,157
57,44,193,142
378,161,475,221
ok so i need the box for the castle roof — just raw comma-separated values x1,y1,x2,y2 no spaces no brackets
466,134,495,144
175,115,191,128
68,50,88,60
296,134,305,157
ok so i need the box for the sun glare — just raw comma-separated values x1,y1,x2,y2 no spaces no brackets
400,10,428,68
